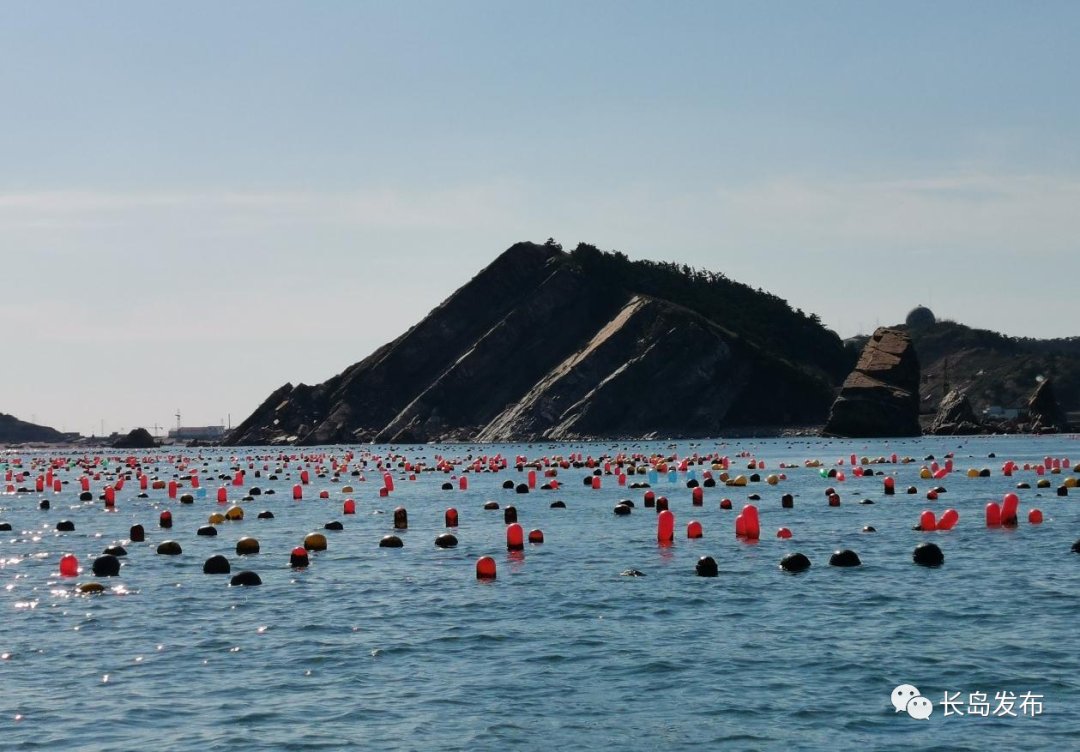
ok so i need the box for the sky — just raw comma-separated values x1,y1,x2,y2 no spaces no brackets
2,1,1079,435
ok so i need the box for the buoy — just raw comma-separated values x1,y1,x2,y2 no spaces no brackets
392,507,408,530
102,545,126,557
919,510,937,532
503,506,518,524
379,535,404,548
686,520,703,539
692,487,703,505
528,529,544,544
655,496,669,513
883,477,895,495
129,524,145,542
657,509,674,544
257,510,274,519
829,550,861,567
59,554,79,577
1001,493,1019,527
458,476,468,491
435,533,458,548
78,582,105,594
913,542,944,567
781,494,794,509
56,520,75,532
720,498,733,510
780,553,811,573
476,556,497,580
225,506,244,521
484,501,499,510
741,504,760,540
236,537,260,555
304,533,327,551
197,525,217,536
776,527,792,539
292,484,302,500
985,502,1001,527
937,509,959,531
156,541,182,555
92,554,121,577
159,510,172,529
614,503,631,516
506,523,524,551
343,498,356,514
695,556,718,577
290,547,310,567
203,555,231,574
1028,509,1043,524
217,487,228,503
445,508,459,527
644,491,655,507
230,571,261,586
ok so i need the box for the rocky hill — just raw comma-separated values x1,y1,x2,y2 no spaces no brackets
226,241,853,445
0,413,66,444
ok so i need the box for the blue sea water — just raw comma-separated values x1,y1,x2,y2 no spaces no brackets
2,436,1079,751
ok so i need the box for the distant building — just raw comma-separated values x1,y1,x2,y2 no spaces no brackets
167,425,227,440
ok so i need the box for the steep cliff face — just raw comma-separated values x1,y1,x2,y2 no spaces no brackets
226,242,843,445
0,413,66,444
823,327,922,438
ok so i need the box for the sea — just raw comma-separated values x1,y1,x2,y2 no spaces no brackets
2,435,1079,751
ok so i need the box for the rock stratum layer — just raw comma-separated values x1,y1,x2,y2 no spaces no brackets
823,327,922,438
227,242,845,445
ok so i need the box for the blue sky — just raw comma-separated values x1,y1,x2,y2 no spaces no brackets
2,1,1078,435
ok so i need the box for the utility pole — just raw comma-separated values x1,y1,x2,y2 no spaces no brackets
175,409,181,438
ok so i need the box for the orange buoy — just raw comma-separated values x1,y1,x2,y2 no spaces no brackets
343,498,356,514
528,529,544,544
686,520,703,539
445,508,459,527
657,509,674,544
59,554,79,577
506,523,524,551
476,556,497,580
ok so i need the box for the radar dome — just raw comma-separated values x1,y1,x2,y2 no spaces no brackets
905,305,936,328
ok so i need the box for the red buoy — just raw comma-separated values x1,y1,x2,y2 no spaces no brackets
644,491,656,507
528,529,544,544
741,504,760,539
318,490,329,499
59,554,78,577
938,508,959,530
217,487,227,503
657,509,674,544
159,510,173,529
104,486,116,507
476,556,497,580
292,484,303,500
343,499,356,514
692,487,703,506
459,476,468,491
883,477,895,495
1028,508,1043,524
686,520,703,539
920,510,937,531
776,527,792,539
720,498,733,510
591,476,601,490
445,508,459,527
168,480,178,499
506,523,524,551
985,502,1002,527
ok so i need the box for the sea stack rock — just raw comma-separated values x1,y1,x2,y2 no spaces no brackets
112,427,157,449
1028,379,1067,433
823,327,921,438
929,388,986,435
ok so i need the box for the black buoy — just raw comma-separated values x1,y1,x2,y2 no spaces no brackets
781,494,794,509
230,570,261,586
695,556,719,577
1072,539,1080,554
379,535,404,548
441,482,453,490
203,555,231,574
0,522,11,531
550,500,566,509
829,549,861,567
56,520,75,532
862,525,876,533
913,542,944,567
39,499,50,510
502,480,515,490
129,524,145,542
780,552,811,573
503,506,518,524
92,555,121,577
197,525,218,537
79,491,93,502
324,520,344,530
483,501,499,510
515,483,529,494
614,503,631,516
434,533,458,548
156,540,182,555
103,545,127,557
257,510,274,519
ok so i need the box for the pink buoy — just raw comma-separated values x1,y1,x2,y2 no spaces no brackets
657,509,674,544
938,509,959,531
686,520,703,539
1028,509,1043,524
919,510,937,531
506,523,524,551
59,554,79,577
985,502,1002,527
